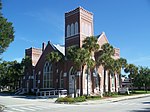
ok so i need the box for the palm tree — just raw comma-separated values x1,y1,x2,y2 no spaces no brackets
97,53,114,92
114,58,127,88
82,36,99,54
46,51,62,63
82,36,100,95
97,43,114,93
67,46,91,96
46,51,62,89
101,43,114,56
105,57,115,92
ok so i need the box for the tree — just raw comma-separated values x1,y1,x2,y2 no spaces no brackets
46,51,62,90
136,66,150,92
8,61,23,90
0,61,10,90
97,43,114,93
46,51,62,63
67,46,91,96
0,1,14,56
82,36,99,53
0,61,23,91
82,36,100,95
21,56,32,70
113,58,127,88
124,64,138,79
124,64,138,92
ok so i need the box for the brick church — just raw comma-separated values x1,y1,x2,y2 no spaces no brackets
22,7,120,97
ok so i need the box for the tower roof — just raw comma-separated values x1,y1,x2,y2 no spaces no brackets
65,7,93,16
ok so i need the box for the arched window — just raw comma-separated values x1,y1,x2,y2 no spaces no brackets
75,22,78,34
67,25,70,37
43,62,53,88
69,66,76,94
71,23,75,36
93,68,100,88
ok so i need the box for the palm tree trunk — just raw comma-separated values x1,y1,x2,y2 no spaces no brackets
119,74,122,88
74,76,76,98
87,67,91,96
108,72,111,92
104,69,106,93
114,74,117,92
80,65,84,96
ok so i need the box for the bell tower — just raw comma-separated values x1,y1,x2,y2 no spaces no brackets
65,7,94,52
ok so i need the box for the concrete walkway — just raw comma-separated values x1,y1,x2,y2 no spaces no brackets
75,94,150,105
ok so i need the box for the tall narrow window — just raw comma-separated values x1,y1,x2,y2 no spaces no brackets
82,22,85,34
88,24,91,36
59,71,64,88
71,23,75,36
43,62,53,88
67,25,70,37
85,23,88,36
75,22,78,34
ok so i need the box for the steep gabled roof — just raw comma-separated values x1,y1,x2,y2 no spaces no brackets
48,41,65,56
53,44,65,56
96,32,109,47
97,32,109,43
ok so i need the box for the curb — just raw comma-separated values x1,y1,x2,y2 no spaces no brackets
75,94,150,105
111,94,150,102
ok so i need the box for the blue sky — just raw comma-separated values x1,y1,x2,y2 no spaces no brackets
1,0,150,67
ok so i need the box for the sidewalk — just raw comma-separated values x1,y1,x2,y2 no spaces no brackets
75,94,150,105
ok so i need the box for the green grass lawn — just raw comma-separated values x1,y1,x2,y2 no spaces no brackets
132,90,150,94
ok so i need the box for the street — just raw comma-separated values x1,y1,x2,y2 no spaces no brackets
0,94,150,112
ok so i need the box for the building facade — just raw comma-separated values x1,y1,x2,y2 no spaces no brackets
22,7,120,97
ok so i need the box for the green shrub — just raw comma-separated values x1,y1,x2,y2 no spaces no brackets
56,96,86,103
84,95,101,100
104,92,118,97
56,96,75,103
74,96,86,102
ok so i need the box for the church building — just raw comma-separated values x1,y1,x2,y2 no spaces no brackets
22,7,120,97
